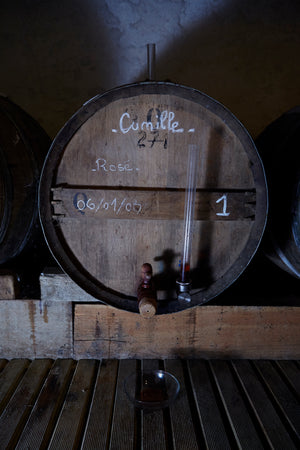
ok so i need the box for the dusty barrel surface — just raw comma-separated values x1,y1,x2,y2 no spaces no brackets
256,107,300,278
39,82,268,313
0,95,51,266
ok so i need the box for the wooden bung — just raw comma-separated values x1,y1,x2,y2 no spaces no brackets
39,82,268,313
138,297,157,318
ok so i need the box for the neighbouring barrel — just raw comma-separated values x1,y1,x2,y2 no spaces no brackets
255,107,300,278
0,95,51,293
39,82,268,313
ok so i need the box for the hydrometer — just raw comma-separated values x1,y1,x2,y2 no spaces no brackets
177,144,199,301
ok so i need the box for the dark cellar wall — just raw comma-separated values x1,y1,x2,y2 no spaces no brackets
0,0,299,140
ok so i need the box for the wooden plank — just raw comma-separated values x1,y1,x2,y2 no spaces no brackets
0,359,52,449
141,359,167,450
0,359,30,416
40,268,99,303
109,359,137,450
164,359,199,449
231,360,297,449
0,272,19,299
15,359,75,450
81,360,119,449
188,360,232,449
53,186,255,221
48,359,98,450
253,360,300,443
0,299,73,359
0,358,297,448
74,304,300,359
209,360,264,449
274,360,300,397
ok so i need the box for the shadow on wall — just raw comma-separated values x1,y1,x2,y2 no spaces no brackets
138,0,300,138
0,0,299,139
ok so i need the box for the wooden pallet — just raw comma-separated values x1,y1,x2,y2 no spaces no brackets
0,358,299,449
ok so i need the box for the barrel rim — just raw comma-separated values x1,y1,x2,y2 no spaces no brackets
0,96,51,264
256,106,300,279
0,145,12,244
39,81,268,313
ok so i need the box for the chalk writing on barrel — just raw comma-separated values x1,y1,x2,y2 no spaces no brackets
216,194,230,216
74,193,142,216
91,158,139,173
112,108,195,135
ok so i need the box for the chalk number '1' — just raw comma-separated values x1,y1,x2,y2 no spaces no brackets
216,194,230,217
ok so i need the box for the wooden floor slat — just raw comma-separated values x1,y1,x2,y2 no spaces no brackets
141,360,167,450
209,360,265,449
109,359,137,450
16,359,76,450
188,359,232,449
0,359,31,416
48,359,98,450
81,359,119,449
253,360,300,445
0,359,53,449
232,360,297,449
0,358,298,449
274,360,300,399
165,360,200,449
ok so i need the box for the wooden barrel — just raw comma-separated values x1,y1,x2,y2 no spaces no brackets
255,107,300,278
0,95,51,283
39,82,268,313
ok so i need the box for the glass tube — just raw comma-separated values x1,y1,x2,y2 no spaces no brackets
179,144,199,287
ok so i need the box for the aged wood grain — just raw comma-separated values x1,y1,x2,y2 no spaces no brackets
15,359,75,449
48,359,98,449
108,359,137,450
74,304,300,359
0,359,52,449
231,360,297,448
140,359,167,450
0,272,19,299
0,299,73,359
0,359,30,416
209,360,264,448
81,359,119,449
253,360,300,442
52,187,255,221
165,359,199,449
188,360,232,448
0,358,298,448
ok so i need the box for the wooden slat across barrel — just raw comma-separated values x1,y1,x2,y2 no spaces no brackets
0,95,51,266
39,82,268,313
256,107,300,278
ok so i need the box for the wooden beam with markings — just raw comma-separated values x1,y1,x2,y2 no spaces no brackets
74,304,300,360
52,186,256,221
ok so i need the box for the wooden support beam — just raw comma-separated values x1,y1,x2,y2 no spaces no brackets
0,272,19,299
74,304,300,360
0,299,73,359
